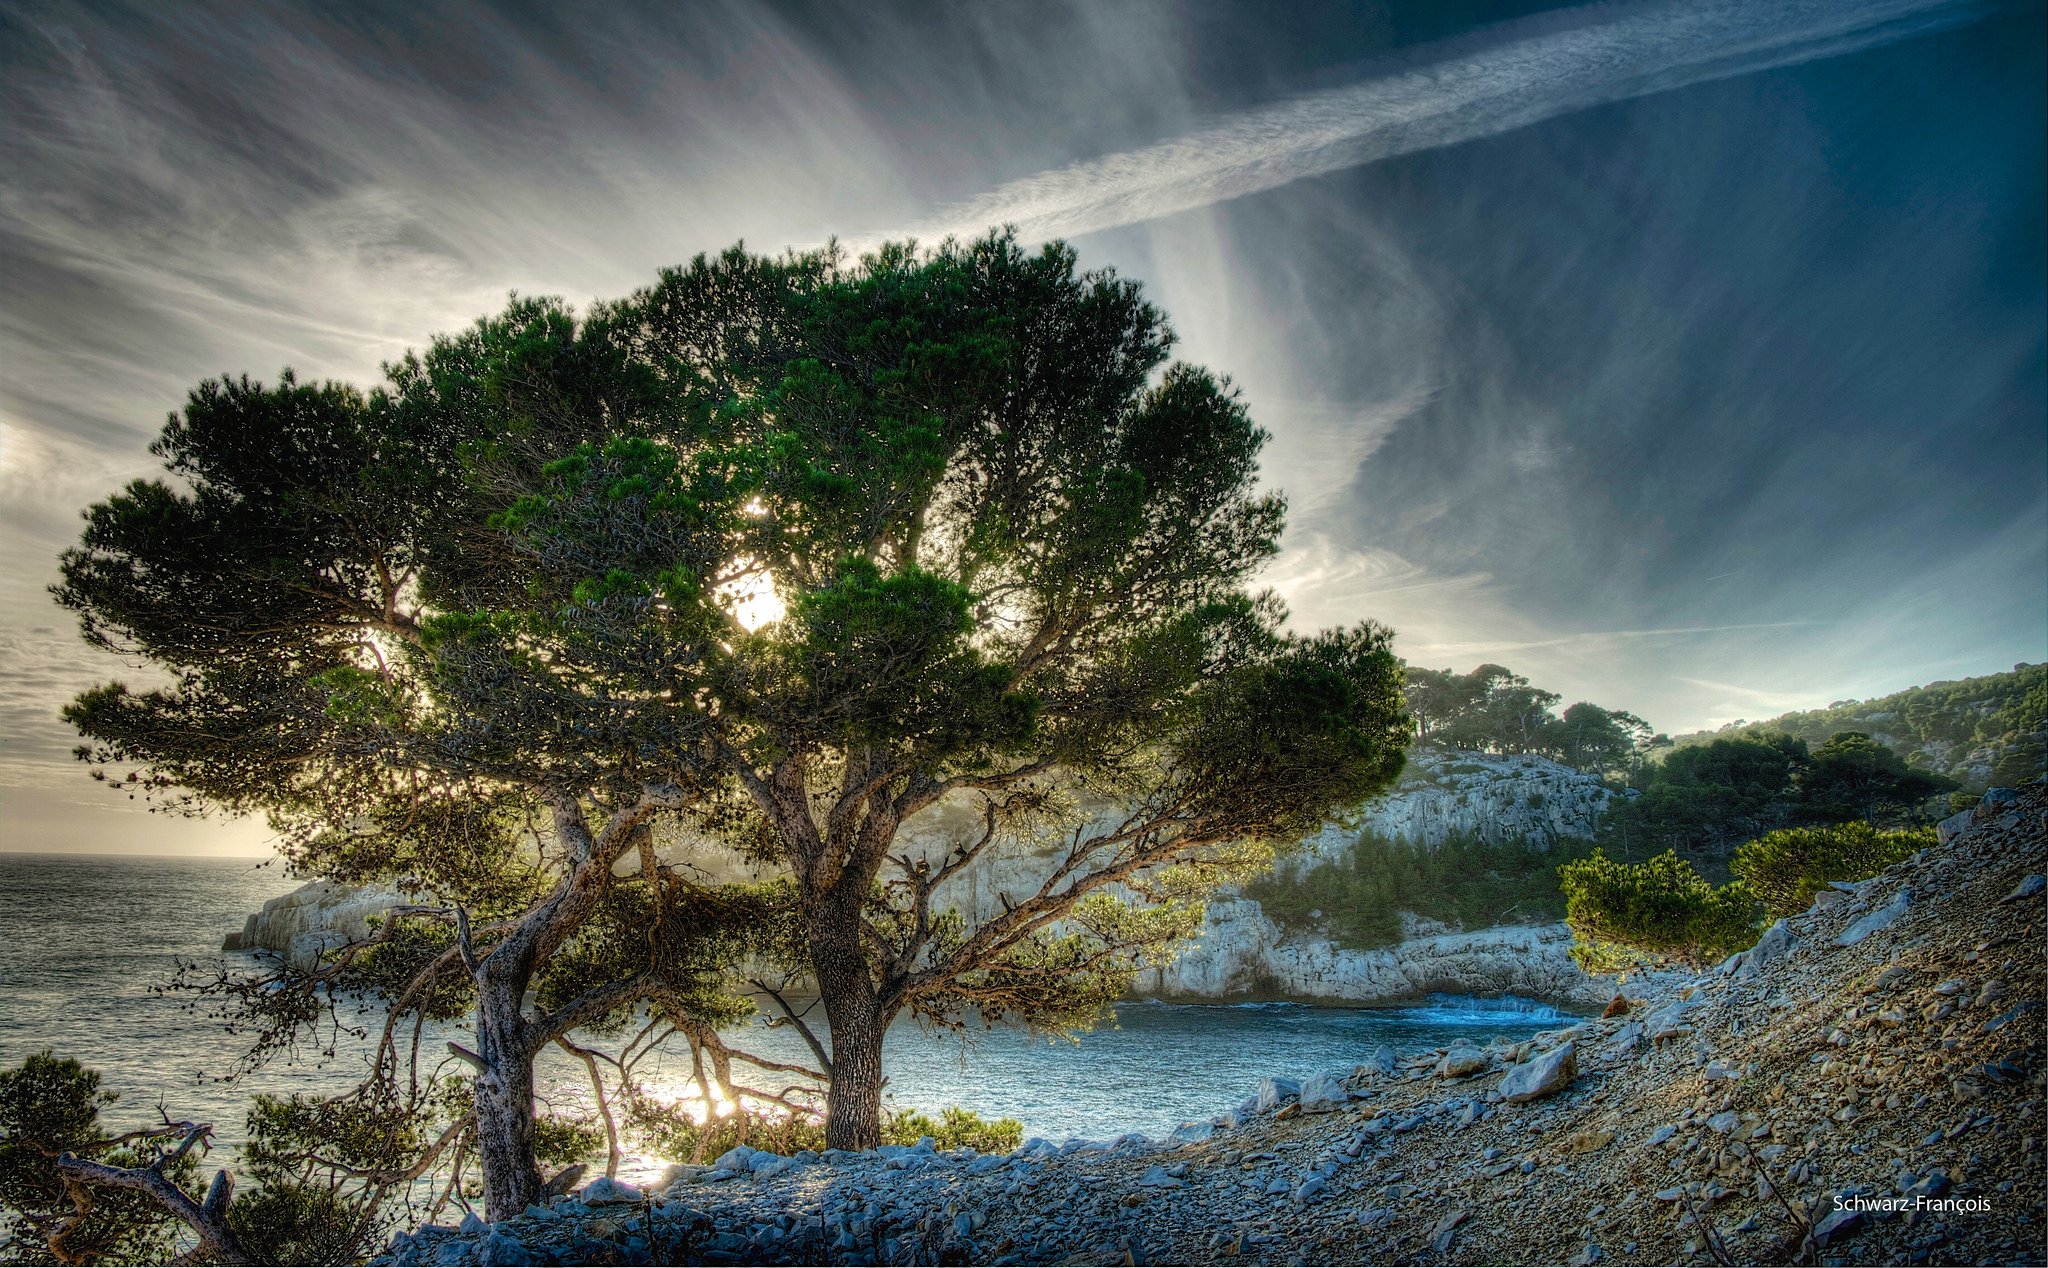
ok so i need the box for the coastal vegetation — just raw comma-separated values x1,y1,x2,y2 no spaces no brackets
0,1053,199,1266
1245,830,1598,950
46,230,1408,1243
1598,730,1954,876
1401,664,1664,780
1669,661,2046,790
1729,821,1937,919
1556,850,1759,972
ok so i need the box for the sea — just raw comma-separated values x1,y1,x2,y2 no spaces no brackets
0,852,1572,1180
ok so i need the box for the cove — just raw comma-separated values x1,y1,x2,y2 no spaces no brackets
644,994,1577,1148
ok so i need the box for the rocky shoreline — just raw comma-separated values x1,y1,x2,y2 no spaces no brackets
378,786,2046,1266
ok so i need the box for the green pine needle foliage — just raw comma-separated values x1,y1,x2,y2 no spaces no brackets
0,1052,195,1267
1730,821,1935,918
1245,830,1598,951
622,1096,1021,1164
1557,849,1761,972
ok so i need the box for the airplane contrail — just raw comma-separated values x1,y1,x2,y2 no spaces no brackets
885,0,1989,246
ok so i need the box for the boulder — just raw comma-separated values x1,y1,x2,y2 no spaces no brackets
543,1163,588,1198
1811,1207,1865,1248
579,1176,643,1204
1435,1044,1489,1078
1356,1046,1399,1079
1603,1022,1643,1057
1836,890,1911,946
1256,1076,1301,1113
1645,1002,1693,1042
474,1232,527,1264
2002,873,2044,904
1498,1041,1576,1103
1737,919,1794,980
1299,1071,1348,1113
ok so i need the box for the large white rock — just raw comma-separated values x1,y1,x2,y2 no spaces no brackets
1256,1076,1302,1113
1836,890,1912,947
1299,1070,1349,1113
1145,907,1609,1007
236,880,403,969
1342,748,1621,850
1498,1041,1577,1103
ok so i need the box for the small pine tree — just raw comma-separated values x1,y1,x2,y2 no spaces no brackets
0,1053,195,1266
1730,821,1934,918
1557,850,1759,972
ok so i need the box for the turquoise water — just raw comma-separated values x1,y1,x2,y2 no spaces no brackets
0,853,1569,1174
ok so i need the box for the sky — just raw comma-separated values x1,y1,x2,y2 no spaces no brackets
1,0,2042,856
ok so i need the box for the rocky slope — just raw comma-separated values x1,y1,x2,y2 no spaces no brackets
377,784,2045,1267
235,747,1619,1003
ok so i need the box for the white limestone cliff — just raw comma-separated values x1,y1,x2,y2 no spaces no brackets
1343,746,1620,853
226,879,403,969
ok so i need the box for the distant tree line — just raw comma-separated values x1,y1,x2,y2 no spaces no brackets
1601,729,1957,872
1669,662,2045,790
1402,663,1666,780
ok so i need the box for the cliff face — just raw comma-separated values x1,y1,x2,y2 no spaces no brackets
1142,903,1611,1006
233,746,1618,1003
227,880,402,969
1346,747,1619,851
1145,747,1618,1004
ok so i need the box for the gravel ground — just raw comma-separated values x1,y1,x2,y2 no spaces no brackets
379,786,2046,1267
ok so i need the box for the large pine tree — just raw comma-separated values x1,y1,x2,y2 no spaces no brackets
58,232,1410,1197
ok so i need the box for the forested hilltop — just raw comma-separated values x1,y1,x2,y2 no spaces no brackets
1303,661,2046,922
1669,662,2045,791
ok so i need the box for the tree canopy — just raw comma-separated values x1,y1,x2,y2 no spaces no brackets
1402,663,1660,778
54,230,1412,1219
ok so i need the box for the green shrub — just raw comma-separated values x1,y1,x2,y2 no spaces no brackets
880,1106,1025,1153
1730,821,1934,918
226,1181,379,1267
1558,850,1760,973
0,1052,199,1266
1245,830,1596,950
623,1092,1022,1164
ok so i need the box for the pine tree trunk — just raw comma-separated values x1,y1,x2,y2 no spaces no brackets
821,977,885,1152
812,894,887,1151
473,975,543,1220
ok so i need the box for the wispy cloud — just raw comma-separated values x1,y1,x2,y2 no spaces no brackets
1416,621,1817,659
890,0,1987,245
0,0,2034,855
